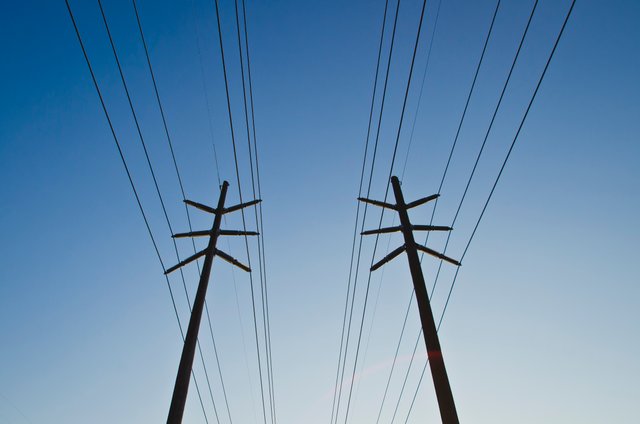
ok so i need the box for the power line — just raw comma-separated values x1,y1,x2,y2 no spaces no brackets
429,0,538,300
232,0,276,422
342,0,431,421
334,0,402,422
190,0,260,420
370,2,501,420
431,0,501,200
401,351,427,424
330,0,392,422
63,1,210,421
210,0,269,423
130,2,235,423
96,1,225,420
238,0,278,422
389,0,536,418
389,329,422,424
450,0,577,331
420,0,502,244
403,1,576,421
373,292,414,424
190,0,223,185
355,0,444,410
400,0,443,179
130,0,192,233
192,0,262,419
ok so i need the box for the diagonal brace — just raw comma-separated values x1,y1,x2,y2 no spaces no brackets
371,245,406,271
224,199,261,214
184,199,218,215
165,249,206,275
415,243,461,266
358,197,397,210
405,194,439,209
214,249,251,272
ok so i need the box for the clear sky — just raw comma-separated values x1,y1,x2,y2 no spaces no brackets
1,0,638,423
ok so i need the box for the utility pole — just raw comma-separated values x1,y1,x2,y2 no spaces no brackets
165,180,260,424
360,176,461,424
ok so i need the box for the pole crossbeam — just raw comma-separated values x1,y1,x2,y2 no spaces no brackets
166,181,259,424
172,229,259,239
360,176,460,424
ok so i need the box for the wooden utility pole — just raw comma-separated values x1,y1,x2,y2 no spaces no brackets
165,180,260,424
360,176,461,424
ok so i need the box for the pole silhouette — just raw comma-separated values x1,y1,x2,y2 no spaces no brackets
165,181,259,424
360,176,460,424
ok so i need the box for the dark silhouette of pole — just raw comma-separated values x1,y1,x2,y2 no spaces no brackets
360,176,460,424
165,181,259,424
166,181,228,424
391,176,459,424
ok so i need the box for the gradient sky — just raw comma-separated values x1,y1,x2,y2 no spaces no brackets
1,0,639,423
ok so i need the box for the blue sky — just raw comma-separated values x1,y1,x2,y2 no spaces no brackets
1,0,639,423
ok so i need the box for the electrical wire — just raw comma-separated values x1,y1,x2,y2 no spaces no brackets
63,1,210,421
354,0,443,413
97,1,225,420
373,292,415,424
130,2,235,423
370,2,502,421
429,0,538,300
403,2,576,421
342,0,431,421
210,0,269,422
239,0,278,422
232,0,276,422
389,329,421,424
190,0,260,420
333,0,401,422
190,0,223,185
387,0,536,419
330,0,392,421
400,0,443,179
